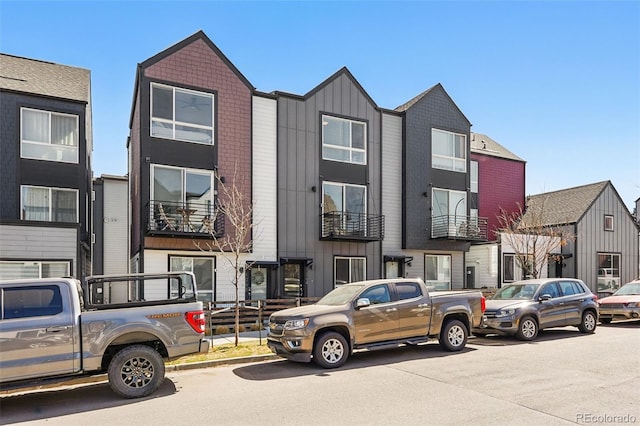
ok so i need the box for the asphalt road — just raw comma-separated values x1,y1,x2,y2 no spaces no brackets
1,321,638,426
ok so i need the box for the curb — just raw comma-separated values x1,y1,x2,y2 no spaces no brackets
166,353,280,371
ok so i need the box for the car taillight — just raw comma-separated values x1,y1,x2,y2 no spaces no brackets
481,296,486,313
186,310,206,334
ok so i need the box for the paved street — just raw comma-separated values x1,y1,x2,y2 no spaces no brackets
1,322,638,426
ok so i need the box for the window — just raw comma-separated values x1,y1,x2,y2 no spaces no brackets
0,261,70,280
470,161,478,193
432,128,466,172
604,215,614,231
322,115,366,164
503,254,533,283
21,108,79,163
360,284,391,304
322,182,367,234
151,83,214,145
2,286,63,319
425,254,451,290
540,283,560,298
335,257,366,287
21,186,78,222
152,164,214,216
170,256,215,302
597,253,620,292
396,282,423,300
432,188,466,237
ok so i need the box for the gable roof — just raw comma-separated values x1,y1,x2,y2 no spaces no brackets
394,83,471,125
0,53,90,103
470,132,525,162
522,181,610,226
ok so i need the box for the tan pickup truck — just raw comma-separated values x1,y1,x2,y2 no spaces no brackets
267,278,485,368
0,272,208,398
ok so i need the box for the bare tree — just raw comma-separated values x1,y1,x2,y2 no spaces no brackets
195,167,257,346
496,197,574,280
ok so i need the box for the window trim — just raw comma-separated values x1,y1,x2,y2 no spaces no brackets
322,181,367,215
151,164,215,206
20,185,79,223
150,82,215,145
321,114,367,165
432,128,467,173
0,260,71,280
470,161,478,193
604,215,614,231
169,255,215,302
424,254,452,290
334,256,366,288
20,107,79,164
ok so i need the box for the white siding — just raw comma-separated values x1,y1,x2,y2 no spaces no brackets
467,244,499,288
103,178,129,274
0,225,77,273
252,95,277,261
381,113,403,254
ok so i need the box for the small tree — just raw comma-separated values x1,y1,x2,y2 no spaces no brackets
497,197,574,280
195,167,257,346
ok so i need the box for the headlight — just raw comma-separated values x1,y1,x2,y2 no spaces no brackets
283,318,309,330
497,309,516,317
626,302,639,308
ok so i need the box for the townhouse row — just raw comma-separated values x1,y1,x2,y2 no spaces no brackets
2,31,638,302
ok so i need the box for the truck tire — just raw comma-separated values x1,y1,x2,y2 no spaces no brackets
313,331,349,369
439,319,468,352
107,345,165,398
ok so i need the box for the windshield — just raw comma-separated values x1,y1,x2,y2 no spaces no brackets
614,283,640,296
317,284,365,306
493,283,540,300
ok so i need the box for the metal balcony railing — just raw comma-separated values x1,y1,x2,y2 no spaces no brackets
321,211,384,242
147,200,225,238
431,215,488,241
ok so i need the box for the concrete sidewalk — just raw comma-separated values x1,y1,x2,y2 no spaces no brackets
206,329,267,346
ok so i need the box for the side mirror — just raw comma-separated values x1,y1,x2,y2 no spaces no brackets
539,294,552,302
356,298,371,309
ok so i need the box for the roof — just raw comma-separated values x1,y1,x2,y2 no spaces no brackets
394,83,471,126
521,181,610,226
0,53,90,103
470,132,525,162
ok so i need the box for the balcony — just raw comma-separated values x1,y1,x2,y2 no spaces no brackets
431,215,488,241
321,211,384,242
147,200,224,238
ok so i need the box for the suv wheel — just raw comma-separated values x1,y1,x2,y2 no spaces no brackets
516,316,538,341
578,310,597,333
313,332,349,369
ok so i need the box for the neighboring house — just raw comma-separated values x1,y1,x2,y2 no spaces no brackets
384,84,488,290
273,68,384,298
92,174,128,276
520,181,639,295
0,54,92,280
127,31,277,302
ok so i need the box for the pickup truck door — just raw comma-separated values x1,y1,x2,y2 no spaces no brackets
0,283,78,382
393,282,432,338
352,284,399,344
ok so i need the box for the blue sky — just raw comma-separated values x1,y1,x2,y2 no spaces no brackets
2,1,639,209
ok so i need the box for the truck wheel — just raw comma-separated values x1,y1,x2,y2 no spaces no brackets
313,332,348,369
578,310,597,333
516,316,538,341
107,345,165,398
439,319,468,351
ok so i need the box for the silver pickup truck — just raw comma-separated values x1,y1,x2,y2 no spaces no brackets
0,272,209,398
268,278,486,368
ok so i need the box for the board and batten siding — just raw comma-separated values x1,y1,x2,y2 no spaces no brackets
103,178,129,275
0,225,77,274
575,184,639,289
381,112,403,255
252,95,277,261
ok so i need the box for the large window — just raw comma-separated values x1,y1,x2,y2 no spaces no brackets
0,261,70,280
425,254,451,290
323,182,366,234
335,257,366,287
21,186,78,223
21,108,78,163
170,256,215,302
152,165,214,211
432,128,466,172
151,83,214,145
597,253,620,292
432,188,466,237
322,115,366,164
470,161,478,193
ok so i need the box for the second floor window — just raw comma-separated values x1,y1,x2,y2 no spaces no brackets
323,182,366,234
21,185,78,223
432,128,466,172
151,83,214,145
322,115,366,165
152,164,214,217
21,108,78,163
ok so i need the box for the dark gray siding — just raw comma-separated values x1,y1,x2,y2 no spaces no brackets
403,85,470,250
277,72,382,297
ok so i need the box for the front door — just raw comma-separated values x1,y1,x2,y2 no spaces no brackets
537,282,566,328
386,261,400,278
281,262,304,298
247,266,268,301
394,281,431,338
352,284,399,344
466,266,476,289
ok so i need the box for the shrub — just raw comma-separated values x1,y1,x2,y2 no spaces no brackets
250,323,262,332
214,325,230,335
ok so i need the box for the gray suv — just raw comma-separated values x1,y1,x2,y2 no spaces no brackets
474,278,598,341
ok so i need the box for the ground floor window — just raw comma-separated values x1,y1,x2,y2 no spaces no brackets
334,256,366,287
503,253,534,283
597,253,620,292
170,256,215,302
0,261,70,280
425,254,451,290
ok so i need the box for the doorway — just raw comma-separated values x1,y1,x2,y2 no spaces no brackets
466,266,476,289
